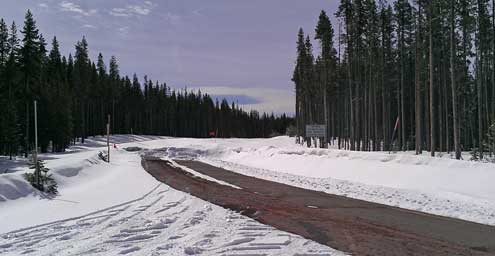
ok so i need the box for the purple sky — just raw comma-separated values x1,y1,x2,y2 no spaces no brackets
0,0,340,114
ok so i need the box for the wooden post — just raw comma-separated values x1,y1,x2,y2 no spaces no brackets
107,114,110,163
34,100,39,187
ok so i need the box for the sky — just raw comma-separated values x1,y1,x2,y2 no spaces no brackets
0,0,340,115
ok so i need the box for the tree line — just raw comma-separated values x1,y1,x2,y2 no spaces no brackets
0,10,292,158
293,0,495,160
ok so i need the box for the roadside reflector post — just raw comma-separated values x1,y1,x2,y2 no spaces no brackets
107,114,110,163
34,100,39,187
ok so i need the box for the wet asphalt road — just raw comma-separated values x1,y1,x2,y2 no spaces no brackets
142,157,495,256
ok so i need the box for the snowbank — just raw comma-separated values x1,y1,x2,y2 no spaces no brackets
218,138,495,203
145,136,495,225
1,135,494,232
0,135,166,232
0,135,339,255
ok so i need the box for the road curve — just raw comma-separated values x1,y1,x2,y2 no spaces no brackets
142,157,495,256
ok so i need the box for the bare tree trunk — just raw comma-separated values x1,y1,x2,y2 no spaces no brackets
347,25,355,151
444,62,450,153
364,53,369,151
477,50,484,159
415,3,423,155
399,25,406,151
81,102,85,144
324,62,329,148
439,67,444,153
476,5,484,159
440,40,448,153
492,0,495,129
401,78,406,151
429,2,436,157
373,66,378,151
451,0,461,159
295,91,300,143
382,43,388,151
25,101,30,158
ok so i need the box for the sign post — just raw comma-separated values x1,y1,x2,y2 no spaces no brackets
107,114,110,163
306,124,326,148
34,100,39,186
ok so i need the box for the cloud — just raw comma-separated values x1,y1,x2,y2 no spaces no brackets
59,1,97,16
165,12,180,23
109,1,156,17
38,3,48,8
118,26,130,36
82,24,97,29
192,8,203,16
187,86,294,115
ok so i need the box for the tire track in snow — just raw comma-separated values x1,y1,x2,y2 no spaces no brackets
0,179,340,256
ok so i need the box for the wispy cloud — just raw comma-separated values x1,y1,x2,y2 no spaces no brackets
59,1,97,16
82,24,97,29
188,86,294,114
109,1,156,17
118,26,130,36
38,3,48,8
192,8,203,17
165,12,180,23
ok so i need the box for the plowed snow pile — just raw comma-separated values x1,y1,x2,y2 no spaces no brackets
144,136,495,226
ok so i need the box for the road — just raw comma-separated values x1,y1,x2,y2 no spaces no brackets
142,157,495,256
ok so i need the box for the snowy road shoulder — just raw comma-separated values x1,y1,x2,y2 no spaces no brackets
0,136,343,255
167,159,242,189
140,136,495,226
0,180,341,256
203,158,495,226
2,135,495,255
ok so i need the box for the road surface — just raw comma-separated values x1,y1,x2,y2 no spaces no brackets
142,157,495,256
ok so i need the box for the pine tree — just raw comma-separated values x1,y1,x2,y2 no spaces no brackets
379,3,395,151
0,18,8,155
476,0,490,159
109,55,119,132
292,28,307,143
414,1,423,155
336,0,355,150
394,0,414,151
451,0,461,159
484,121,495,159
2,22,20,159
73,37,90,143
428,0,436,156
47,37,72,152
0,18,8,66
0,10,293,158
315,10,337,147
20,10,41,157
290,0,494,158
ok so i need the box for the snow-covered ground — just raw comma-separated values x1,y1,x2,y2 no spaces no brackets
1,135,494,255
142,136,495,226
0,135,341,255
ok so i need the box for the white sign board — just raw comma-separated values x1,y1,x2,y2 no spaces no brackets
306,125,326,137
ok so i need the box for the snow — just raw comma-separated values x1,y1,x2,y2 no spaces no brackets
140,136,495,225
0,142,159,232
1,135,494,255
168,159,242,189
0,135,342,255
